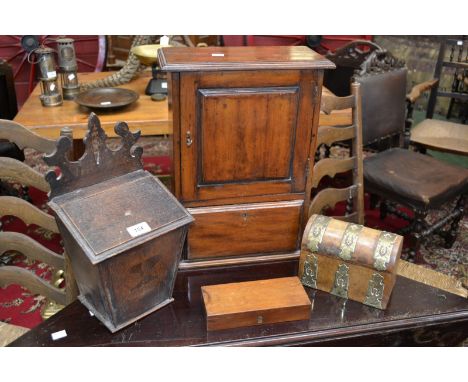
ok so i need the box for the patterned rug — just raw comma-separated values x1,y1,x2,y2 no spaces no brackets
1,137,467,335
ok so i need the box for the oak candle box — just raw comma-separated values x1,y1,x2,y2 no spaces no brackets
44,113,193,332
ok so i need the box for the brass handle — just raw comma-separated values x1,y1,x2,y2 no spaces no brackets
186,131,193,147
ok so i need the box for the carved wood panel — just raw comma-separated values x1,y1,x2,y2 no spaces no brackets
198,87,298,184
44,113,143,198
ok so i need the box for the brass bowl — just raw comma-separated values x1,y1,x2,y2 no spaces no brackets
131,44,171,65
75,88,139,110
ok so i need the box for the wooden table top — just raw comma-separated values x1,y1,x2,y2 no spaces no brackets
14,72,171,139
10,260,468,347
13,71,351,140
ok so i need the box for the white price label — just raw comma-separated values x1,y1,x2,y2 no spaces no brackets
51,329,67,341
126,222,151,238
100,101,112,105
68,73,76,80
47,71,56,78
162,82,167,89
211,53,224,57
160,35,170,46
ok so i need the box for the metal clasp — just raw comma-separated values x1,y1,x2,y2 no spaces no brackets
331,263,349,299
364,273,385,309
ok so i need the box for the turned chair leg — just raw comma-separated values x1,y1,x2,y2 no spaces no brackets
444,194,466,249
410,209,428,264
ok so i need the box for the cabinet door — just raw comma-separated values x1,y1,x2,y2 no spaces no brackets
179,70,319,202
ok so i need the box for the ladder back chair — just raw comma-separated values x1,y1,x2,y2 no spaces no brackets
309,82,365,224
0,120,78,316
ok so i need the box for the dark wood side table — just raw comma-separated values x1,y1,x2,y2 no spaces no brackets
9,260,468,346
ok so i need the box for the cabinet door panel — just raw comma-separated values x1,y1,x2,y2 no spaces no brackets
180,70,317,202
200,87,298,184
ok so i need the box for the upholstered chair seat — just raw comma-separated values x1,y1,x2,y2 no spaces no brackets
364,148,468,211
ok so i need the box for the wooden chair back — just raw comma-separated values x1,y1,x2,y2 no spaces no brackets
0,120,78,306
309,82,365,224
0,120,74,192
324,40,384,97
350,49,408,150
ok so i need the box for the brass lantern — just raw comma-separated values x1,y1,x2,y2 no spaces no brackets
34,47,63,107
56,38,80,100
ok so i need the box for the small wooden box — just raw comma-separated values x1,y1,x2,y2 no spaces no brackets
45,114,194,332
298,215,403,309
201,277,311,331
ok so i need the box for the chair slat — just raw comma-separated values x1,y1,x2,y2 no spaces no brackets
316,125,356,147
0,157,50,192
312,157,355,188
321,94,355,114
0,232,64,270
0,119,57,154
0,196,58,233
331,212,359,224
309,185,357,217
0,266,66,306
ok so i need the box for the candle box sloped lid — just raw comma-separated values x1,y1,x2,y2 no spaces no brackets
49,169,193,265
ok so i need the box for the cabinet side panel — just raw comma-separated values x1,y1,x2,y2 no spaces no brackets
167,72,181,198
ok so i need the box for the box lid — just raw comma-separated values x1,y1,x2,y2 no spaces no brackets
302,215,402,274
44,113,193,265
201,277,311,331
49,170,193,264
158,46,335,72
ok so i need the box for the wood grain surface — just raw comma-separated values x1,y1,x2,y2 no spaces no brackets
8,260,468,347
0,119,57,153
202,276,311,331
0,196,58,233
13,72,171,139
13,73,349,140
0,231,63,270
0,157,50,192
0,266,66,305
159,46,336,72
187,200,303,260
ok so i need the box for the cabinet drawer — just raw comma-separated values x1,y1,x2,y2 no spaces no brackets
187,200,303,260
